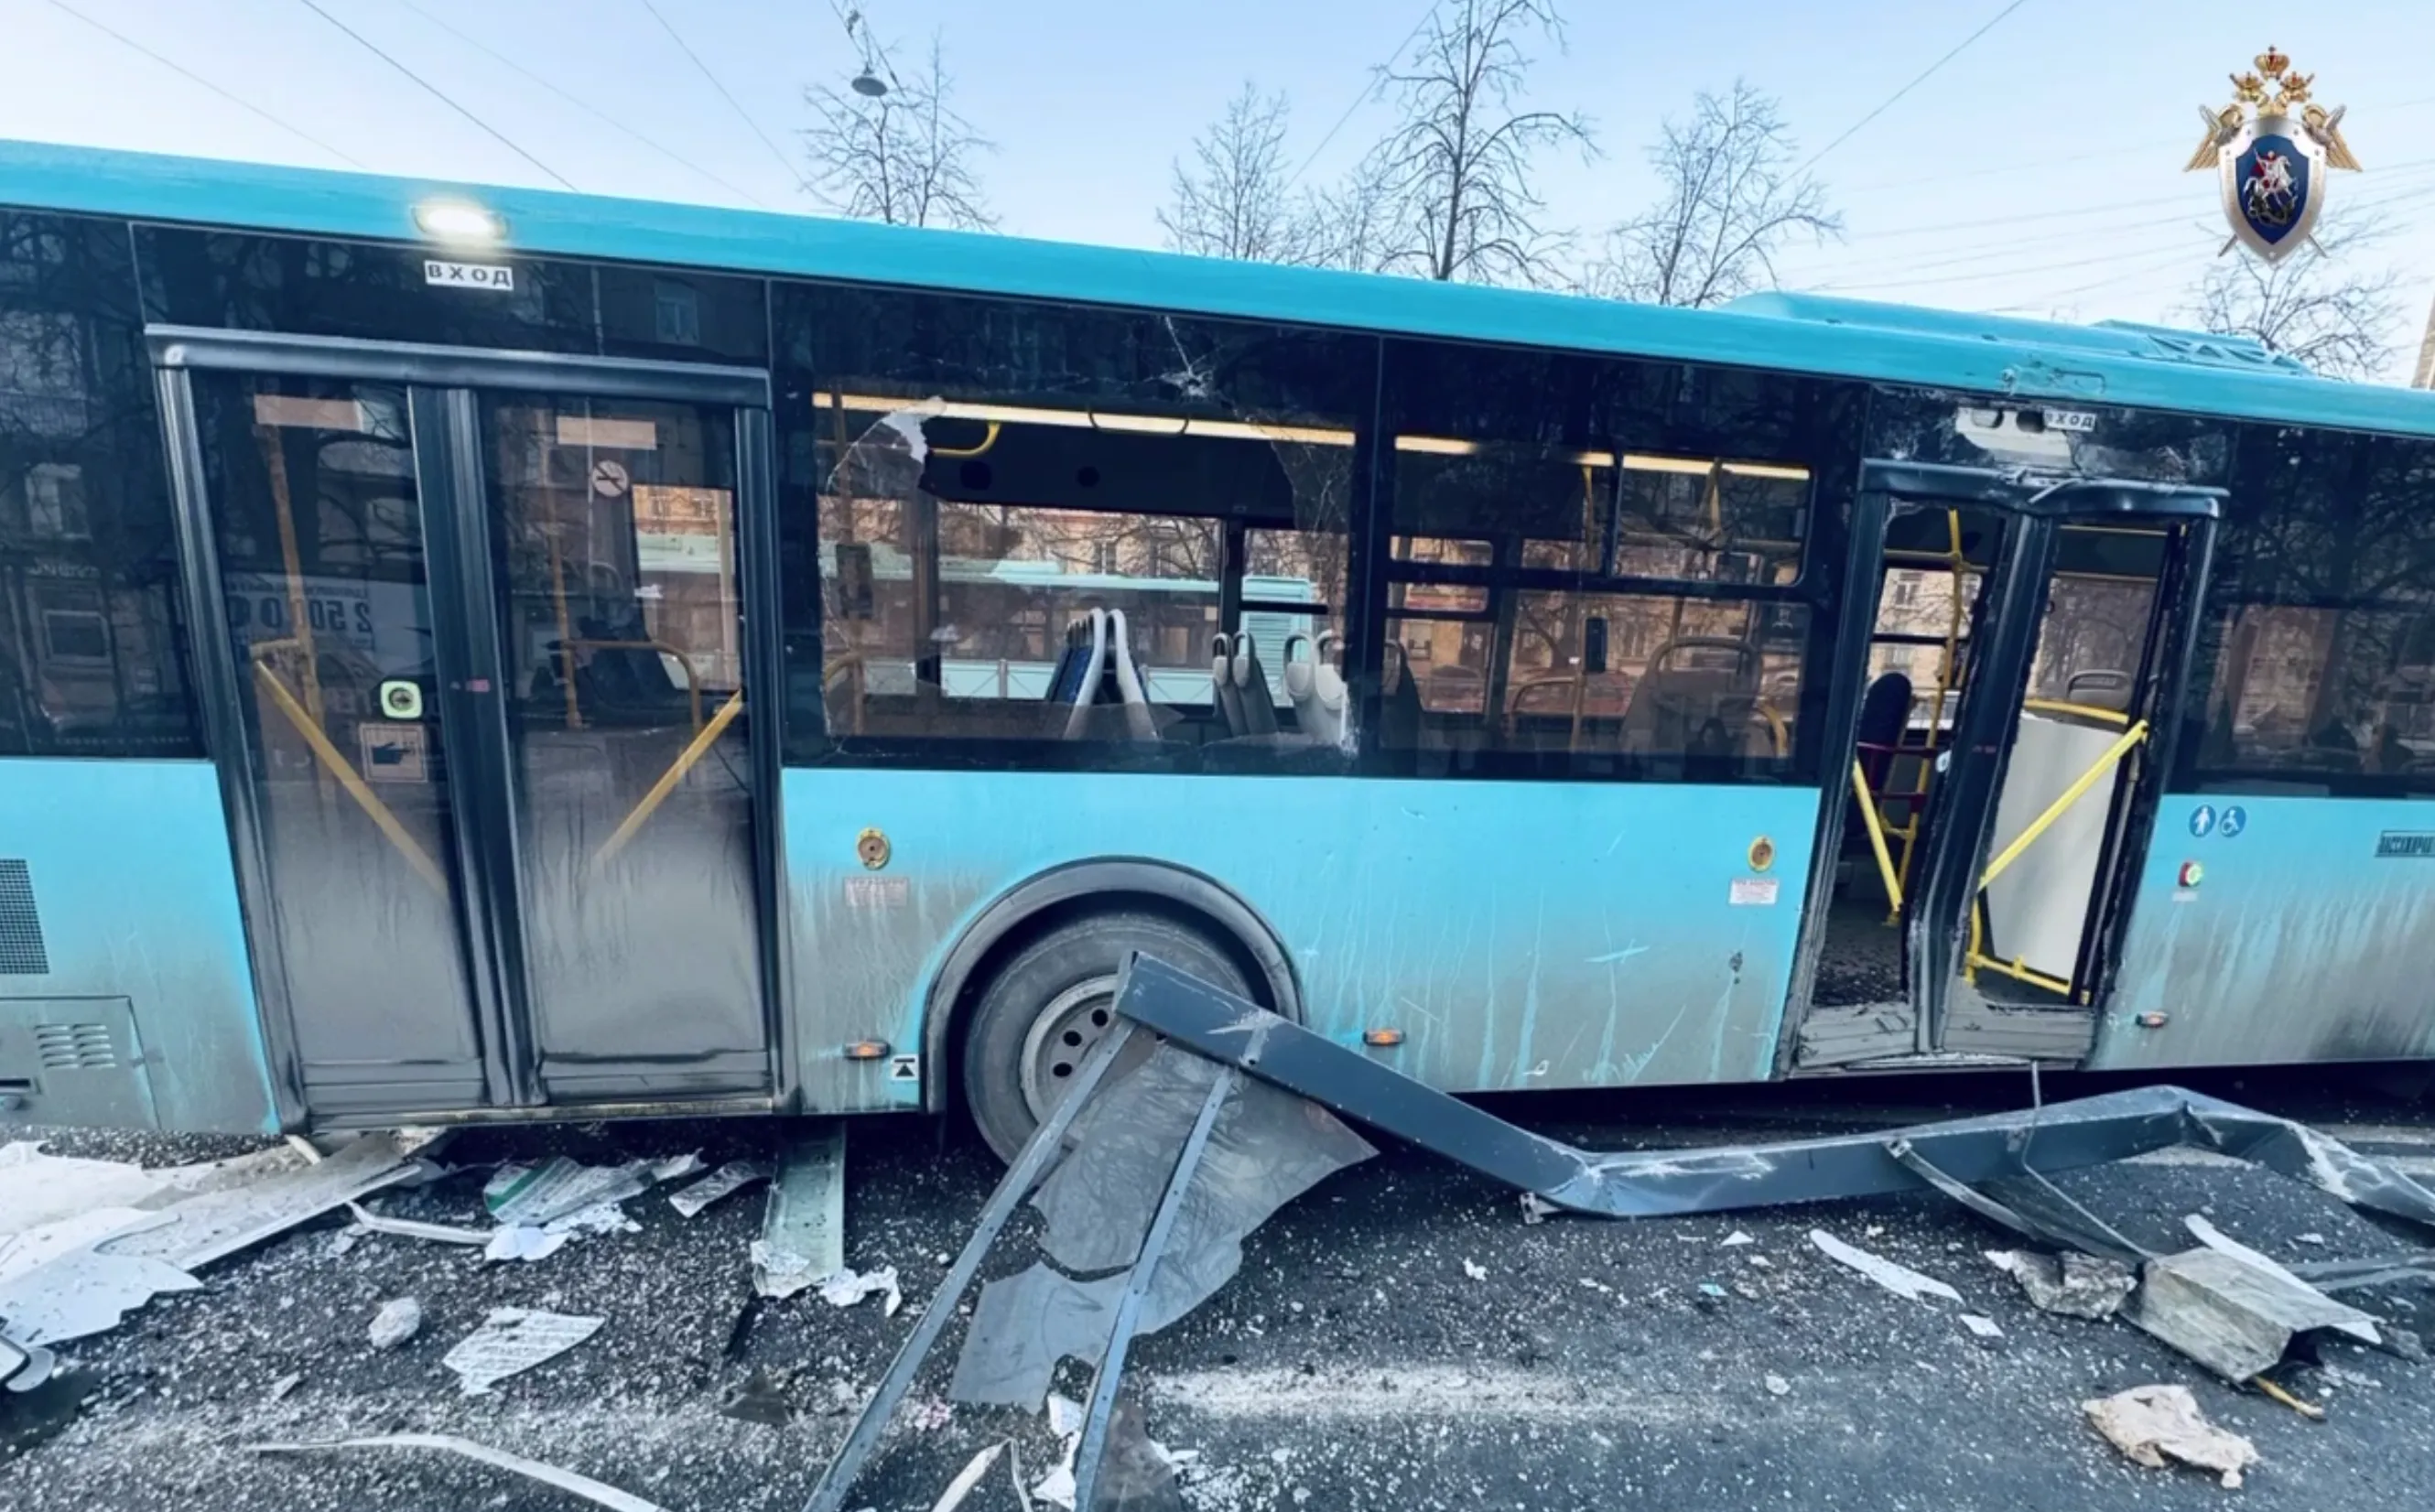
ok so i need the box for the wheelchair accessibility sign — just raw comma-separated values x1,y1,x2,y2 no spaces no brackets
2218,805,2247,839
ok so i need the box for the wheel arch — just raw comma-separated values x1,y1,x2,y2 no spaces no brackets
916,858,1303,1113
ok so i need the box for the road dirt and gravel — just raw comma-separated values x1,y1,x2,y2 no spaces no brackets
8,1067,2435,1512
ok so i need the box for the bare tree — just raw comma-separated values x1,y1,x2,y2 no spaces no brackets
802,34,995,230
1590,81,1840,308
1365,0,1595,285
2181,212,2406,380
1160,83,1322,264
1307,149,1404,275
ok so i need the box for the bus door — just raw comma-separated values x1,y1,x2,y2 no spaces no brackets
154,330,786,1121
1801,462,2217,1067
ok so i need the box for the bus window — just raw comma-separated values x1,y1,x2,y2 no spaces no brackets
779,283,1371,765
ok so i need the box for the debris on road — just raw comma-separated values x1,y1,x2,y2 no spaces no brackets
1986,1249,2137,1320
929,1442,1008,1512
1809,1229,1961,1304
1721,1231,1754,1247
2133,1244,2382,1382
669,1160,770,1218
483,1157,653,1230
1,1332,53,1393
1960,1313,2004,1340
2082,1383,2260,1488
266,1373,300,1402
254,1432,667,1512
817,1264,903,1314
1461,1259,1488,1281
367,1298,422,1351
344,1202,486,1247
0,1208,199,1345
752,1123,846,1300
441,1308,603,1396
1763,1372,1791,1396
2252,1376,2325,1419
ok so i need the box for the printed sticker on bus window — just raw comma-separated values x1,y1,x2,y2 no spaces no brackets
1728,878,1780,906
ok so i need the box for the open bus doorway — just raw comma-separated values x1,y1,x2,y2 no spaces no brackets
1795,470,2218,1070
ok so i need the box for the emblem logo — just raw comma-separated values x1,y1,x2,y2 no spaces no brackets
2184,47,2359,264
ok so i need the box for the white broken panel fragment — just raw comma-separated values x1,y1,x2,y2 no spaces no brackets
669,1161,770,1218
1808,1229,1961,1304
1986,1249,2137,1320
809,1263,902,1315
0,1142,177,1236
254,1433,667,1512
1959,1313,2003,1340
483,1158,655,1229
100,1132,428,1271
442,1308,602,1395
0,1208,198,1347
347,1202,487,1247
2082,1384,2259,1488
930,1442,1009,1512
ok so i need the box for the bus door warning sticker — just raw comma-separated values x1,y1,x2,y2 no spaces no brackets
1729,878,1780,906
888,1055,920,1083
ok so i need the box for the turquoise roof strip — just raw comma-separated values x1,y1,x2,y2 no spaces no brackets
7,137,2434,439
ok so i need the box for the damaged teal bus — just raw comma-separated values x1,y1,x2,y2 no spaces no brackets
5,139,2434,1157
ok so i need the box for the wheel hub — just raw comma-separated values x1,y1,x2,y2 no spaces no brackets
1017,975,1121,1119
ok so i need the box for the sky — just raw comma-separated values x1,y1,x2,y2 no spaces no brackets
8,0,2435,381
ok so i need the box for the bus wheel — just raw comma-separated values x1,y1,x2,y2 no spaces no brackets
960,910,1252,1162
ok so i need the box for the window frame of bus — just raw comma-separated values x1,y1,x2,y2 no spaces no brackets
771,278,1380,772
1370,338,1853,785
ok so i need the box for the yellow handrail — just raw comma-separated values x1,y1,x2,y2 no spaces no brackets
590,689,745,869
251,659,448,896
1851,760,1904,911
2021,697,2131,728
1979,718,2148,891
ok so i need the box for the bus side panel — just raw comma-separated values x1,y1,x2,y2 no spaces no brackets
0,759,276,1133
784,767,1819,1111
2089,794,2435,1070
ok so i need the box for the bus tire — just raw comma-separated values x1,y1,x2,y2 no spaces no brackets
960,910,1252,1163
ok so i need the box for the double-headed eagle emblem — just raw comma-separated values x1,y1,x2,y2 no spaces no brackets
2185,48,2359,263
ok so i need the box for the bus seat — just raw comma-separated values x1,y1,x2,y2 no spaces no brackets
1618,638,1770,761
2064,668,2134,713
1210,632,1247,735
1282,632,1347,744
1107,609,1160,743
1060,608,1109,740
1230,631,1279,736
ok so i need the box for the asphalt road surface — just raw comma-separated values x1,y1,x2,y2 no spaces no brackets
8,1068,2435,1512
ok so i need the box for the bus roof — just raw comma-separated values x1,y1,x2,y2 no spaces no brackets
7,136,2435,442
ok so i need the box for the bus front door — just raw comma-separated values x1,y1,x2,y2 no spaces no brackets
159,334,785,1122
1894,469,2219,1063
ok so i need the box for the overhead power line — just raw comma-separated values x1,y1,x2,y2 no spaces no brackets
1797,0,2033,173
389,0,768,208
43,0,366,167
1287,0,1436,188
297,0,574,188
637,0,801,189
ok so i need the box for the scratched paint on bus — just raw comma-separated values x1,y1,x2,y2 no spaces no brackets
783,768,1820,1110
0,759,276,1132
2091,794,2435,1071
